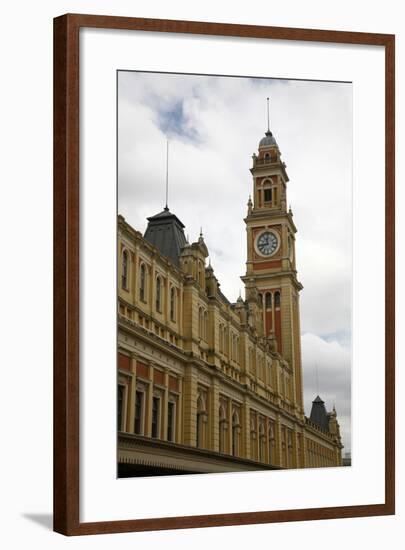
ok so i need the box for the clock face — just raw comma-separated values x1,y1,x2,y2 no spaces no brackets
257,231,279,256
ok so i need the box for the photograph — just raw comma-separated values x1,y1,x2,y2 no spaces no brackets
116,70,352,477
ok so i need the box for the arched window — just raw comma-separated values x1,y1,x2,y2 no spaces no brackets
121,250,129,289
249,348,255,375
170,286,176,322
259,421,265,462
263,187,272,203
265,292,272,309
269,423,275,465
219,405,226,453
250,417,257,460
198,307,203,338
232,411,240,457
219,324,223,353
274,291,281,308
139,263,146,301
196,394,207,449
155,276,162,312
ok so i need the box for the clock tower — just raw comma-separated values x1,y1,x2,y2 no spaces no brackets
242,109,304,414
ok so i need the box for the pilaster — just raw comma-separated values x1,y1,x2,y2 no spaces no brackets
182,364,198,446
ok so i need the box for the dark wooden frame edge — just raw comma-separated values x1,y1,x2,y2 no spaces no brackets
53,13,395,536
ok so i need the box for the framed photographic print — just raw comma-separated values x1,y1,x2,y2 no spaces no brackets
53,14,395,535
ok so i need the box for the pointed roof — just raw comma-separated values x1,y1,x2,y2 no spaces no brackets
144,207,187,266
309,395,329,431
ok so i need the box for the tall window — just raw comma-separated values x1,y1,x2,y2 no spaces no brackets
151,396,160,438
117,384,125,431
274,291,281,308
232,412,239,456
196,395,206,449
170,287,176,322
250,417,257,460
155,276,162,312
204,311,208,341
219,406,226,453
134,391,143,434
269,423,275,464
139,263,146,301
265,292,272,309
259,421,265,462
121,250,129,289
167,401,175,442
219,324,223,353
198,307,203,338
264,188,272,202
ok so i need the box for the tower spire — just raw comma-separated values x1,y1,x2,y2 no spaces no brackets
164,140,169,211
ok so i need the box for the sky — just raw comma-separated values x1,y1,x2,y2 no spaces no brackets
118,71,352,454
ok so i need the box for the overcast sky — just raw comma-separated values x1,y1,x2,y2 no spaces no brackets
118,71,352,455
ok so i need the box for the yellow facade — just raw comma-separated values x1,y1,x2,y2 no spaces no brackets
117,128,343,476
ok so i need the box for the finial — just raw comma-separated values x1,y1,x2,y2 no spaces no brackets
247,195,253,214
266,97,270,133
164,140,169,210
186,233,189,244
200,227,203,238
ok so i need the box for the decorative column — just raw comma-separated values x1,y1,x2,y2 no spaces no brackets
301,434,307,467
293,425,300,468
210,376,220,452
227,399,233,454
275,414,283,467
127,353,137,432
145,363,154,437
182,365,198,446
161,369,169,440
242,396,250,459
176,377,183,444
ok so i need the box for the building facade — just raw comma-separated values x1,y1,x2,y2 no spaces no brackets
117,124,343,476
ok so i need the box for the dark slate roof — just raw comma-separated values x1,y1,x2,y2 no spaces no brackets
259,130,278,148
144,207,187,266
309,395,329,432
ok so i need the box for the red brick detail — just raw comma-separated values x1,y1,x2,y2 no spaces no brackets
136,361,149,379
169,376,179,392
154,369,164,386
118,353,130,371
254,260,282,270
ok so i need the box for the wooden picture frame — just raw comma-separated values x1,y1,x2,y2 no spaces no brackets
53,13,395,536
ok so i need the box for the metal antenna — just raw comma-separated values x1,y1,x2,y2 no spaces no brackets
266,97,270,132
165,140,169,210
